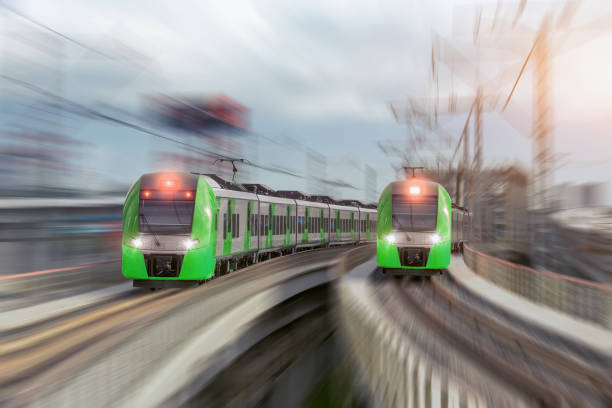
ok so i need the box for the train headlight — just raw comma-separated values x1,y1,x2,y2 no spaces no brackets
431,233,441,244
182,238,199,250
385,233,396,244
131,237,143,248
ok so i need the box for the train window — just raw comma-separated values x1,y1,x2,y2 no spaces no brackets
231,214,236,238
215,213,218,231
260,214,264,236
247,205,251,231
223,214,227,239
237,214,240,237
265,215,269,235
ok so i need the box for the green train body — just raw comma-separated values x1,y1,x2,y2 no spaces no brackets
376,179,470,274
122,172,377,288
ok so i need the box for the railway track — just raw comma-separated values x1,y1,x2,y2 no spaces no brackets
392,273,612,408
0,245,364,407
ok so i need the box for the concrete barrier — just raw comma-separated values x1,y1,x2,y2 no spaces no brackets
26,246,373,408
336,259,527,408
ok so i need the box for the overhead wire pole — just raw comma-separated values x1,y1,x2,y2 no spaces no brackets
532,13,554,212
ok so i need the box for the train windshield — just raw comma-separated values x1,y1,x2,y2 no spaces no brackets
391,194,438,232
139,200,194,234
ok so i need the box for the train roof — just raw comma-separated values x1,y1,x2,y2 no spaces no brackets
274,190,309,200
389,179,440,194
329,203,359,211
196,173,249,192
187,172,377,209
242,183,275,195
309,195,336,204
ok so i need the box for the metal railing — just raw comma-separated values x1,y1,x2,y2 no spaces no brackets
463,245,612,330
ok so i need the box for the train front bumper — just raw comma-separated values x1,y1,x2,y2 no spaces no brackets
376,238,450,270
121,244,216,281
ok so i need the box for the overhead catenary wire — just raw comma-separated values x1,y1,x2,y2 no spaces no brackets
0,2,117,61
0,7,360,190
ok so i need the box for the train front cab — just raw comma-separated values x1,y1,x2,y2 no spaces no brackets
122,173,217,288
376,180,451,274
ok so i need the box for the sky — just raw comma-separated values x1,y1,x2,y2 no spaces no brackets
2,0,612,202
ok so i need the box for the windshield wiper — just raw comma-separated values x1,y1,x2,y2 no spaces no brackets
140,211,161,247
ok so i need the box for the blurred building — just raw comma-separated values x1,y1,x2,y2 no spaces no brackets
551,182,607,209
547,207,612,283
473,165,530,263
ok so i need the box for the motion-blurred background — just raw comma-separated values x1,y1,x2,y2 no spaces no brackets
2,0,612,285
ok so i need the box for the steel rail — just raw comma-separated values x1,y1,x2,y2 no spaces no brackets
395,278,585,408
429,277,612,403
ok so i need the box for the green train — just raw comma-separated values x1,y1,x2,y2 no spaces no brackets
122,172,377,288
376,178,470,275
